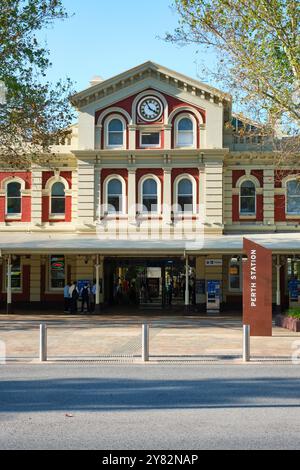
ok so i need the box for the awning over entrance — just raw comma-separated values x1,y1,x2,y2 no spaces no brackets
0,232,300,255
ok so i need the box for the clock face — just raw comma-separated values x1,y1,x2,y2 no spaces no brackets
138,97,163,122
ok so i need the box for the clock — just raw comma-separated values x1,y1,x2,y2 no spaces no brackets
138,96,163,122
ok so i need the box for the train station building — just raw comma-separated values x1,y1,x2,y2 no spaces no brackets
0,61,299,314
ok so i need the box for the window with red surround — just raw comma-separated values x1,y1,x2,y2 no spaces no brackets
232,170,263,222
42,172,72,223
0,173,31,223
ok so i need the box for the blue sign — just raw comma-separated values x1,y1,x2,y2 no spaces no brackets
207,280,221,296
289,279,300,301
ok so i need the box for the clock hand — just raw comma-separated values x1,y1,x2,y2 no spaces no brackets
148,104,156,113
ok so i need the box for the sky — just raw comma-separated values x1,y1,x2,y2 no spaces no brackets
39,0,217,93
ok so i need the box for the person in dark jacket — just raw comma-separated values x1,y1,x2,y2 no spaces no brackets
80,283,91,313
70,282,79,314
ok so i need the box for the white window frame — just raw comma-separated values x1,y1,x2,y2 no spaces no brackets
173,174,197,215
104,114,127,150
228,257,243,293
237,176,259,217
3,255,23,293
138,174,161,215
174,114,197,149
139,131,161,148
285,177,300,216
44,176,70,220
3,177,25,219
103,174,126,216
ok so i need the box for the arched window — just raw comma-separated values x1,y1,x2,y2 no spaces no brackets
240,180,256,215
142,178,158,213
107,178,123,213
51,182,66,215
287,179,300,215
107,118,124,147
6,182,22,215
177,117,194,147
177,178,193,213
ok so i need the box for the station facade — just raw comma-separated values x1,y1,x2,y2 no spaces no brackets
0,61,300,314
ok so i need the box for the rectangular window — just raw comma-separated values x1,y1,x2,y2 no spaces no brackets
7,198,21,215
4,256,22,291
140,132,160,147
51,197,65,215
229,258,241,291
11,256,22,289
50,255,65,289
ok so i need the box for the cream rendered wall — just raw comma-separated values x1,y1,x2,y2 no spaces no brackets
30,255,41,302
205,162,223,225
77,161,95,225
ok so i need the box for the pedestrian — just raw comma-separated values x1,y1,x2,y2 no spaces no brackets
80,283,90,313
63,282,71,313
69,281,79,314
91,280,97,312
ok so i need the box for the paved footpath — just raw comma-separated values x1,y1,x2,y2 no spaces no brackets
0,363,300,450
0,314,299,362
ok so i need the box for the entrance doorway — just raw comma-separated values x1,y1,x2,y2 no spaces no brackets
104,258,196,310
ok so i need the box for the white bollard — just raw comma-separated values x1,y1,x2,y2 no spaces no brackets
142,323,149,362
243,325,250,362
40,323,47,362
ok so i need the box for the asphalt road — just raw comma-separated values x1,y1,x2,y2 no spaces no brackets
0,363,300,450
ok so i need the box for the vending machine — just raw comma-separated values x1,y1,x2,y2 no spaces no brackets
206,280,221,314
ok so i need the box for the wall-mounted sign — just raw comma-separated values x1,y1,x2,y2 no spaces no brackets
205,259,223,267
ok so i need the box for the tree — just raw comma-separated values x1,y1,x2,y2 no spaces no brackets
0,0,75,166
166,0,300,133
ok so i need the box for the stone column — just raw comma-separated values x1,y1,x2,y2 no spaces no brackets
7,255,12,314
31,169,42,225
128,169,136,223
263,168,275,226
163,168,172,225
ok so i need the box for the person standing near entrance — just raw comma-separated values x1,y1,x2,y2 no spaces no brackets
80,283,91,314
69,281,79,314
63,282,71,313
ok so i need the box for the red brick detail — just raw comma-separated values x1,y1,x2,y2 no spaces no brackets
100,112,130,150
171,168,200,205
275,170,300,188
42,172,72,222
101,169,128,209
251,170,264,186
275,194,287,221
232,170,245,187
0,172,31,189
232,170,264,222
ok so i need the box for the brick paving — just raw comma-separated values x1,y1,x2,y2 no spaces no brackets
0,313,299,362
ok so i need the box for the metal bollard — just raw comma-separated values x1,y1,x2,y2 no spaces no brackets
40,323,47,362
243,325,250,362
142,323,149,362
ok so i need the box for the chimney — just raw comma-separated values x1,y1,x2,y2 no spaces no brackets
89,75,104,87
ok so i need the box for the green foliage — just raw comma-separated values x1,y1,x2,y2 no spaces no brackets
286,308,300,318
0,0,75,166
167,0,300,130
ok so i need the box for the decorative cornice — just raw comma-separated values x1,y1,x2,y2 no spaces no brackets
71,61,232,110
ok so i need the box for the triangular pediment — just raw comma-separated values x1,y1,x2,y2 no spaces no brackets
71,61,231,110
